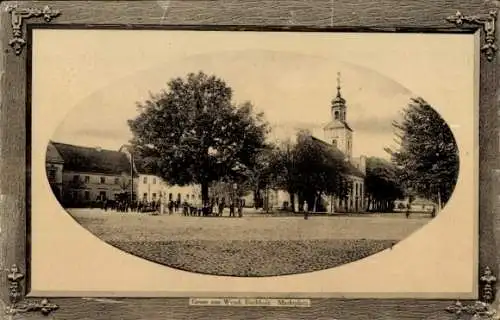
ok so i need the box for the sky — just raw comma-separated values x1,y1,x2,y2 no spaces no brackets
31,30,472,160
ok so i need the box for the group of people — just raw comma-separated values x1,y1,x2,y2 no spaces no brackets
100,198,161,213
167,198,245,217
97,196,247,217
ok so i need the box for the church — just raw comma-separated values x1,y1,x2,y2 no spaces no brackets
320,73,366,212
261,73,367,213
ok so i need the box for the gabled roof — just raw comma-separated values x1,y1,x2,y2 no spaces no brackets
310,136,365,178
323,120,353,132
46,142,64,164
50,141,132,175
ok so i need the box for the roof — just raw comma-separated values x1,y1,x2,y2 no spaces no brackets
310,136,365,178
323,120,353,131
46,142,64,164
50,141,132,175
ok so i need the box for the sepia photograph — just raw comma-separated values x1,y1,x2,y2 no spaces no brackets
39,29,465,279
1,0,497,319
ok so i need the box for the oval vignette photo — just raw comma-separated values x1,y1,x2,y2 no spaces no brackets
43,31,460,277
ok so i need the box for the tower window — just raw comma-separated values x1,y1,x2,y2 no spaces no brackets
332,139,337,147
334,111,339,120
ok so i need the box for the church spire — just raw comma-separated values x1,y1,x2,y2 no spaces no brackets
336,72,342,98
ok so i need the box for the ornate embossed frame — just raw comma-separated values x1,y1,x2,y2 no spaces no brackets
0,1,498,319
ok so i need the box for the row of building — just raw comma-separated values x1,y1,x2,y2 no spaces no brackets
45,136,366,213
45,73,368,212
46,141,199,208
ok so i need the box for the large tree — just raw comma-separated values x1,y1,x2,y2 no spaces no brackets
267,139,297,211
128,72,269,206
270,131,350,212
386,97,459,209
365,157,405,212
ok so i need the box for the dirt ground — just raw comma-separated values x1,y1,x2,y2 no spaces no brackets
68,209,431,276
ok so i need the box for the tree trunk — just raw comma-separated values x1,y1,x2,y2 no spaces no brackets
201,182,209,205
253,190,259,208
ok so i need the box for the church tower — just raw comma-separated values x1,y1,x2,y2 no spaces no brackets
323,72,353,160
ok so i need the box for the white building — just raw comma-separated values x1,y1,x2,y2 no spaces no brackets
119,146,200,206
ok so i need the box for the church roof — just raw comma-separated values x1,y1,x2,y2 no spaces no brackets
310,136,365,178
323,119,353,131
331,93,346,107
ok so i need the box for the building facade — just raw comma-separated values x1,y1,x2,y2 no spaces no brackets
48,142,133,207
119,146,201,206
45,142,64,202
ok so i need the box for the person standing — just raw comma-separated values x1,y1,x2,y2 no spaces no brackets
303,200,309,220
229,202,235,217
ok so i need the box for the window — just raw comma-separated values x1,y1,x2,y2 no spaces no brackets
47,166,57,182
177,193,181,202
143,177,147,184
100,177,105,184
84,191,90,201
152,193,157,200
192,194,195,200
99,191,107,200
73,175,79,183
153,178,156,184
143,193,148,201
84,176,90,184
169,193,173,201
334,110,339,119
332,139,337,147
186,195,190,200
114,177,120,184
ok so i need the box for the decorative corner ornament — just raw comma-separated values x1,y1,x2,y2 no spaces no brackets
446,10,497,61
446,267,499,319
5,264,59,316
6,4,61,55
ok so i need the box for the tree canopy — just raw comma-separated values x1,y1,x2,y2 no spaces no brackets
128,71,269,203
269,131,351,211
386,97,459,208
365,157,405,212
